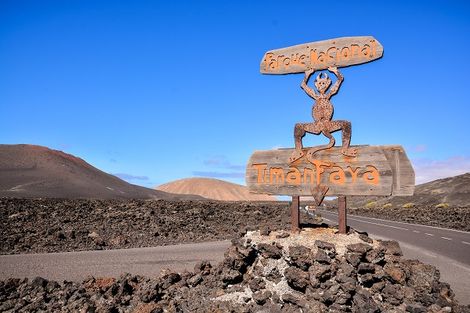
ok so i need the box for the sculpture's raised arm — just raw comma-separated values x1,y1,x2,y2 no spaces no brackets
301,68,318,100
327,66,343,97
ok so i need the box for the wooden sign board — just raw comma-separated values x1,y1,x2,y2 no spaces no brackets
260,36,384,75
246,145,414,197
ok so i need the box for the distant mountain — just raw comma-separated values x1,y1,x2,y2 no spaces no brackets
156,177,277,201
347,173,470,208
0,144,202,200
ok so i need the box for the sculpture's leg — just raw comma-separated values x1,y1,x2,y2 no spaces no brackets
289,123,307,163
325,120,357,157
338,120,357,157
294,123,306,150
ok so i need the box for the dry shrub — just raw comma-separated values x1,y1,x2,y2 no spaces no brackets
402,202,415,209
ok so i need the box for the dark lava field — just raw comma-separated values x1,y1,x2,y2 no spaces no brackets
0,198,300,255
1,198,469,255
336,205,470,232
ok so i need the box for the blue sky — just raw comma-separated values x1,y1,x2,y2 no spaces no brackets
1,0,470,187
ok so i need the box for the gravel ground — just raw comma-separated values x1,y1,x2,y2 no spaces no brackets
0,198,315,255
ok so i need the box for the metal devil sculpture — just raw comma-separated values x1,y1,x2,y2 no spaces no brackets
290,66,356,164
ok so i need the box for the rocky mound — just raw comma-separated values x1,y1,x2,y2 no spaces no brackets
1,229,468,312
156,177,276,201
0,144,200,200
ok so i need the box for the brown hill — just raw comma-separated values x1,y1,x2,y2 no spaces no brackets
0,144,201,200
346,172,470,208
156,177,276,201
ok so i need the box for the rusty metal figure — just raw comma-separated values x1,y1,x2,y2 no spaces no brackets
289,67,357,163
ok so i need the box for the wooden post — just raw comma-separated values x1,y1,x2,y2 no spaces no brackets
338,196,347,234
291,196,300,233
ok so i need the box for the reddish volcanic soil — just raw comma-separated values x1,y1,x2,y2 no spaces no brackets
156,177,276,201
0,144,200,200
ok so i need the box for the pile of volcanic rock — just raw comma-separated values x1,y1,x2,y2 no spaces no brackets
1,228,468,313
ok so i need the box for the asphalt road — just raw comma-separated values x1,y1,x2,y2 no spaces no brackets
0,214,469,304
317,209,470,305
0,240,230,282
317,210,470,265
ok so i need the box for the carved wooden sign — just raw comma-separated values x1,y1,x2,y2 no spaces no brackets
260,36,384,75
246,145,414,197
